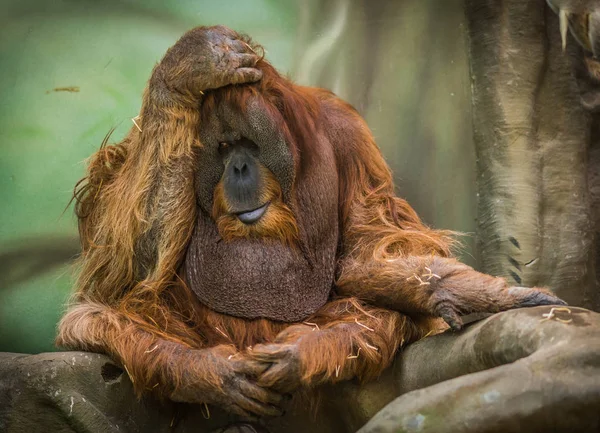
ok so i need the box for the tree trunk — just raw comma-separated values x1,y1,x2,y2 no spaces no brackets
466,0,599,310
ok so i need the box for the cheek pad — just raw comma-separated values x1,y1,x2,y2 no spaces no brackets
196,110,226,215
235,99,295,203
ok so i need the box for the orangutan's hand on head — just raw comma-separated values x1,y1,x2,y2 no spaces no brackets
149,25,263,106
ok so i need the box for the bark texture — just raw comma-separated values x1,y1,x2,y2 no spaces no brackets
466,0,600,311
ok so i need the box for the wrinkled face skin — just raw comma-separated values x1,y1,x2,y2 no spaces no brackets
194,99,299,243
217,137,267,222
184,92,340,322
195,98,295,214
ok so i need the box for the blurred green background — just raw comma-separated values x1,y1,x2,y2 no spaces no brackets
0,0,474,353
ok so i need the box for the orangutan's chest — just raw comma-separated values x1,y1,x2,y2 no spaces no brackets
183,214,338,322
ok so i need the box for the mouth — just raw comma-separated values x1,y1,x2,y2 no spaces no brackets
235,202,270,224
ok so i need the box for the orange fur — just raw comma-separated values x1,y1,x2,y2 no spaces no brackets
57,55,451,399
57,28,531,411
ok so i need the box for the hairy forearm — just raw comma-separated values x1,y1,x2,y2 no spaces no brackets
337,256,513,316
135,74,201,151
249,299,419,392
56,302,202,397
56,301,283,418
107,73,202,281
337,249,564,331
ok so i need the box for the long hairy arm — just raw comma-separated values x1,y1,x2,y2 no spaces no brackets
321,93,565,330
57,27,283,418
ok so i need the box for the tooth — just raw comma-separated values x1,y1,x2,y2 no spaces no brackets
560,9,569,51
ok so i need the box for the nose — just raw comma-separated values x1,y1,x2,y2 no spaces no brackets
223,150,261,212
233,160,249,178
228,152,254,182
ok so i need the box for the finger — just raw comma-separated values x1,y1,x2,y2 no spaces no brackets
231,53,260,68
248,352,286,364
233,390,284,418
258,362,291,389
229,39,256,54
234,359,271,377
251,344,292,358
508,287,567,308
239,379,284,406
436,303,463,331
229,68,263,85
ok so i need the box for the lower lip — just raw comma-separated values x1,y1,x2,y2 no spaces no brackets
236,202,270,224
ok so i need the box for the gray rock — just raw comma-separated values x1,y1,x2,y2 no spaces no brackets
1,306,599,433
